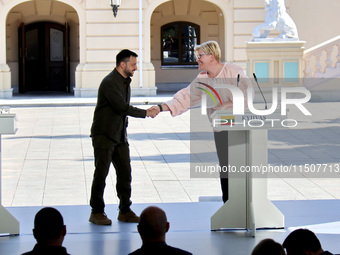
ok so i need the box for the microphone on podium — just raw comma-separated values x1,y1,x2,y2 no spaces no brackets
253,73,268,110
237,74,240,87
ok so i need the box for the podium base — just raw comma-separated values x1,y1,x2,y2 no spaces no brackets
0,205,20,236
210,130,284,236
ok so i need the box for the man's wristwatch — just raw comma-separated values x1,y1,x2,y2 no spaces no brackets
158,104,163,112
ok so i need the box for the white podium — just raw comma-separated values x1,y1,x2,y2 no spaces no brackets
210,110,285,236
0,113,19,235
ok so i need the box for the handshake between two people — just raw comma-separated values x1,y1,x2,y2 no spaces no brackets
146,104,167,118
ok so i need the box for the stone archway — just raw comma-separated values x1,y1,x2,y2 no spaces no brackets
1,0,82,97
146,0,228,90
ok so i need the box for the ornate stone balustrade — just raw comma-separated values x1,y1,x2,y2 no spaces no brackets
303,35,340,78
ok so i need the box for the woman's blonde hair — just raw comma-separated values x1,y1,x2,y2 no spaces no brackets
194,41,221,62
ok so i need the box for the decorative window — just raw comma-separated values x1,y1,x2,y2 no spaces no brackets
161,22,200,66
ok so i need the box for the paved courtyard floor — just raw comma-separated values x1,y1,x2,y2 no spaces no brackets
1,96,340,208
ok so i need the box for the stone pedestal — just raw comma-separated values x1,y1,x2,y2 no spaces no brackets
0,114,19,235
246,40,306,86
246,40,306,103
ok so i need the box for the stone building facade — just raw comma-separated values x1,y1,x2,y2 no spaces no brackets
0,0,339,98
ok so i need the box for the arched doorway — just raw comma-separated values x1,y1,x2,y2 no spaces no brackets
5,0,80,95
149,0,226,91
19,22,70,93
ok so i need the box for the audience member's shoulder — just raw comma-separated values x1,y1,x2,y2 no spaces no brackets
129,244,192,255
128,249,141,255
166,245,192,255
21,244,70,255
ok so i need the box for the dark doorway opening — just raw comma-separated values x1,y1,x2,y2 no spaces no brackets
19,22,70,93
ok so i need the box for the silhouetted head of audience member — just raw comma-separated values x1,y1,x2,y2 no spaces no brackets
33,207,67,246
137,206,169,244
251,238,285,255
283,229,327,255
130,206,192,255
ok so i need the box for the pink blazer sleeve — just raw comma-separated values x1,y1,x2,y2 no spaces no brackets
165,78,203,117
164,63,252,116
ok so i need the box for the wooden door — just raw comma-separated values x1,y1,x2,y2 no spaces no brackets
18,22,70,93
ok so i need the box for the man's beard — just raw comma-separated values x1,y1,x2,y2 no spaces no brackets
124,68,134,77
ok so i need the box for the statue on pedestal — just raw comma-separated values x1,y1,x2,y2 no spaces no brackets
252,0,299,41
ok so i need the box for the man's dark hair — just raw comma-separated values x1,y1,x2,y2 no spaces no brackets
116,49,138,67
283,229,322,255
33,207,64,242
252,238,285,255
